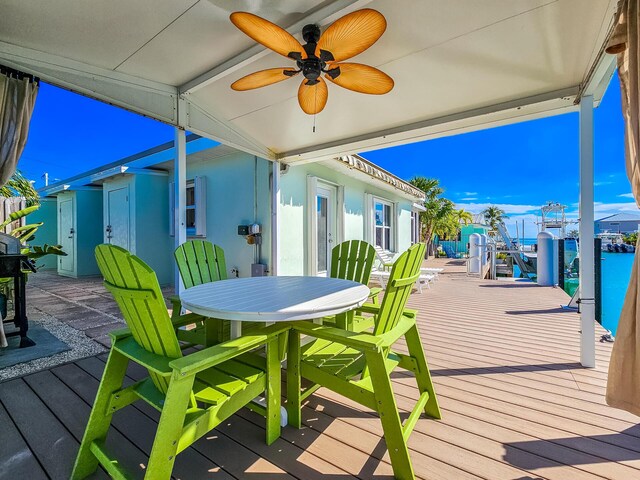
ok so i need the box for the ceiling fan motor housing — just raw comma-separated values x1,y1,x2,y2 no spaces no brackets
291,23,340,85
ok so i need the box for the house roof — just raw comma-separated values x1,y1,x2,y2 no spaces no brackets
39,142,423,201
596,212,640,223
0,1,618,165
333,155,425,200
38,134,216,195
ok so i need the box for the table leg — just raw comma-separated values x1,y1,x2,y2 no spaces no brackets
230,320,242,339
335,310,354,330
232,319,287,427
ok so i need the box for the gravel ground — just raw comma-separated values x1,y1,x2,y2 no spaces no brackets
0,308,107,382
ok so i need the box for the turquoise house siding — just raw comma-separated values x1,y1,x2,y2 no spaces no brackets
439,224,490,254
279,161,416,276
182,150,272,279
103,173,173,285
27,198,58,270
57,190,103,277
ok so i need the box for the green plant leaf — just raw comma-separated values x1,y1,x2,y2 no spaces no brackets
0,205,40,230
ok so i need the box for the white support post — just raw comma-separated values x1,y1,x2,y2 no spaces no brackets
579,95,596,368
271,161,280,276
174,101,187,293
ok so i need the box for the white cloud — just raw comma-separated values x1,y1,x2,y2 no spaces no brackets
594,181,614,186
454,202,540,215
618,193,635,198
460,197,477,201
593,201,640,217
463,191,477,196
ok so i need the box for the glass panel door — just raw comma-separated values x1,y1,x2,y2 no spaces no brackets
316,184,336,276
317,195,328,273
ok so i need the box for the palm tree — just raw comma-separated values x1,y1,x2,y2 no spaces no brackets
409,176,454,256
0,170,39,206
454,208,473,226
482,205,508,231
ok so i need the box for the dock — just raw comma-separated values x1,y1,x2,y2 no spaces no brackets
0,260,638,479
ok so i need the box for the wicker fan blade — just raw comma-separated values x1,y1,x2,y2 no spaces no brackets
231,12,306,59
298,77,328,115
231,68,299,91
316,9,386,62
325,63,393,94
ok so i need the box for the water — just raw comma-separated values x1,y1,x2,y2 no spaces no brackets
517,256,632,335
511,239,633,335
601,252,634,335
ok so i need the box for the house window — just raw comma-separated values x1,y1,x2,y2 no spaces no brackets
186,180,196,236
374,198,393,251
411,211,420,244
169,176,206,237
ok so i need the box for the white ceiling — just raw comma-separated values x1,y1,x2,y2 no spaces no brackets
0,0,618,163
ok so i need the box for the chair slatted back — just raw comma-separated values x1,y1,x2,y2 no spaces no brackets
95,244,181,393
373,243,426,336
330,240,376,285
175,240,227,289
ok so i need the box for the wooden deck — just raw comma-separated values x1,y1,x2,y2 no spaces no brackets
1,259,639,479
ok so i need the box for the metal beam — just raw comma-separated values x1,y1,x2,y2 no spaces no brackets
178,0,372,95
577,52,617,104
183,97,275,159
279,87,580,164
174,100,188,293
579,95,596,368
0,41,178,124
270,161,281,276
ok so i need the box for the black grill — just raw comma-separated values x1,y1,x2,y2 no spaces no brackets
0,232,36,347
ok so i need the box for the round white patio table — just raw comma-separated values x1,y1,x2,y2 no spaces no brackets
180,275,371,338
180,275,370,427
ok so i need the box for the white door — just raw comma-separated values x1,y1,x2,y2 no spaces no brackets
58,197,74,274
106,187,130,250
316,185,337,276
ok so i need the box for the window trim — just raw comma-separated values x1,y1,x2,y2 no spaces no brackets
169,176,206,238
371,196,396,252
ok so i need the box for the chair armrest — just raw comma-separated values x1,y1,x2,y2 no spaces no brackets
172,312,203,328
168,294,181,320
378,316,416,349
169,323,289,376
357,303,417,319
289,321,383,352
109,327,133,341
112,336,173,376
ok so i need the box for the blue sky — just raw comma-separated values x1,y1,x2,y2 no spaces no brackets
363,72,637,237
19,73,638,237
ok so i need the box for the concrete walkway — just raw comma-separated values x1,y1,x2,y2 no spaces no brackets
27,271,172,348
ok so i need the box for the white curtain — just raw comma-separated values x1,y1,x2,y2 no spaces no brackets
0,72,38,186
0,70,38,347
606,0,640,416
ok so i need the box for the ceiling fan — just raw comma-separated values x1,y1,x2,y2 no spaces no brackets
229,9,394,115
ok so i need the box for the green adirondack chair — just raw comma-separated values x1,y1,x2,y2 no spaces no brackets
322,240,381,332
72,245,285,480
287,243,441,480
172,240,229,344
330,239,382,303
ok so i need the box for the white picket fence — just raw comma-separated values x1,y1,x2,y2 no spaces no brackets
0,197,27,234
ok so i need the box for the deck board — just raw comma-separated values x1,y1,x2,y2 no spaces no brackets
0,258,638,479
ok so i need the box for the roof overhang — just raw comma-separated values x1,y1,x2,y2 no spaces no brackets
39,134,216,195
0,0,619,164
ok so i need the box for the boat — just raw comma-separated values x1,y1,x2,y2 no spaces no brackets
564,237,579,269
597,231,636,253
598,232,635,253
